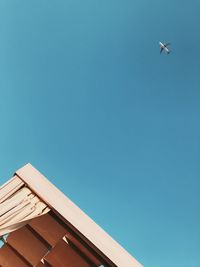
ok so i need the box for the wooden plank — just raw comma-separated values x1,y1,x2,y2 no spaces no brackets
0,244,30,267
64,233,102,266
44,240,92,267
7,226,48,266
0,176,24,203
28,213,67,247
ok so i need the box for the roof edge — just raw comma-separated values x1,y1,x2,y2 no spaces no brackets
16,163,143,267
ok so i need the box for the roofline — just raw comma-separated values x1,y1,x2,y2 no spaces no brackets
15,163,143,267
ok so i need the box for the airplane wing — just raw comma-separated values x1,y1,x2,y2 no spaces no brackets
165,43,170,47
160,47,164,54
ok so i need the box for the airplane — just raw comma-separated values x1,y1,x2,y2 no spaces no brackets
159,41,171,54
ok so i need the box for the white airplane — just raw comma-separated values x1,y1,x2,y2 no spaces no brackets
159,41,171,54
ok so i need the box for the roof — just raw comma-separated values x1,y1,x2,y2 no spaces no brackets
0,163,143,267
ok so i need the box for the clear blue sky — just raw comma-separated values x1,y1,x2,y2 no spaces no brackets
1,1,200,266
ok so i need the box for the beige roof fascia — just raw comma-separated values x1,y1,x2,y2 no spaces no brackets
16,163,143,267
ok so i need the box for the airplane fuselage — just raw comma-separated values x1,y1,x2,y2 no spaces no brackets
159,41,170,54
